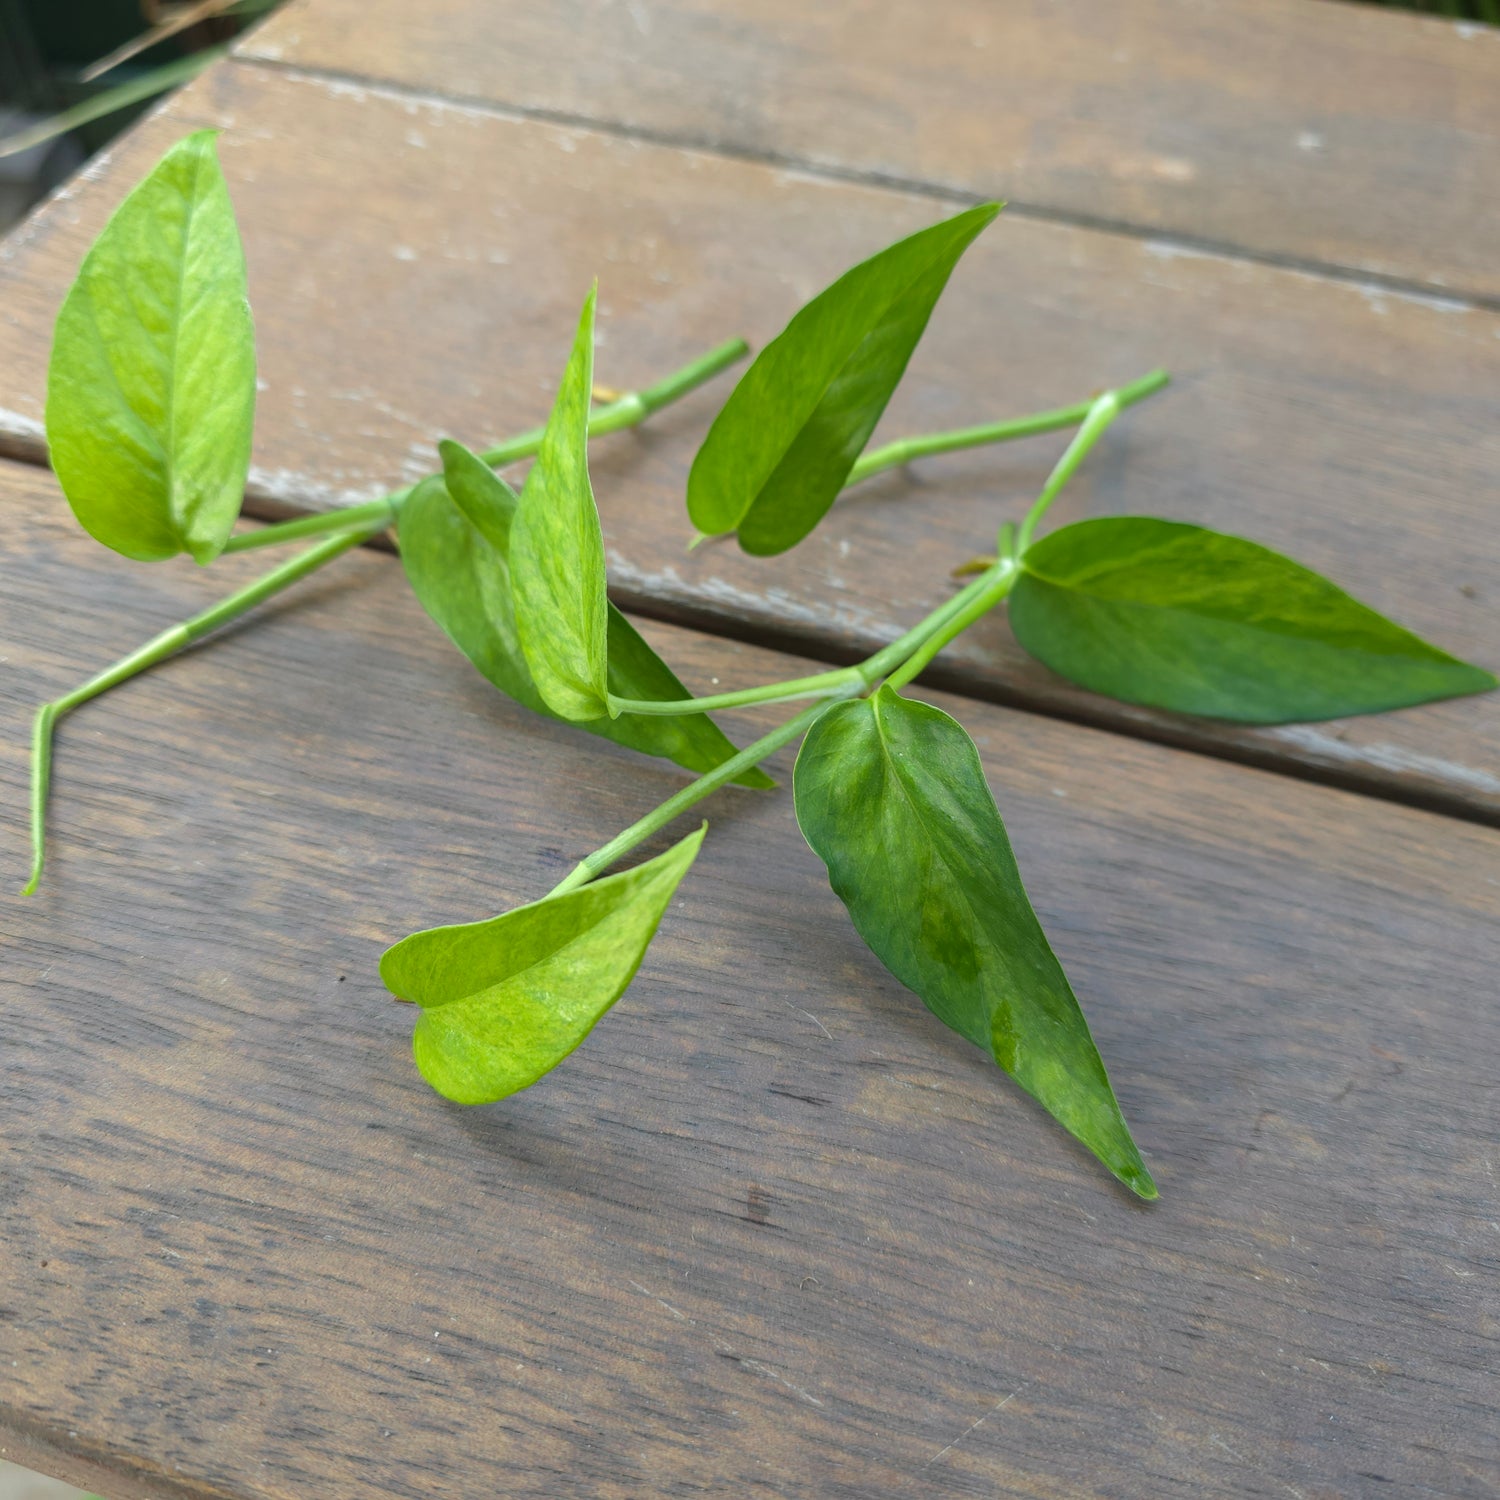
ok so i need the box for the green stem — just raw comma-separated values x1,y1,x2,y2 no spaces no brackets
1015,387,1130,555
221,495,400,554
840,372,1164,489
844,367,1168,488
224,337,750,555
22,521,383,895
687,368,1170,549
609,372,1158,717
884,561,1017,693
479,336,749,467
610,665,859,718
562,565,1010,890
546,696,843,897
572,374,1148,885
606,564,1001,719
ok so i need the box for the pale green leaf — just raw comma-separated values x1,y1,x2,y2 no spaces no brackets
510,287,610,720
45,130,256,564
382,826,705,1104
400,456,772,786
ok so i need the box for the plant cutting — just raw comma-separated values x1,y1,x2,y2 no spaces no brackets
23,131,1495,1198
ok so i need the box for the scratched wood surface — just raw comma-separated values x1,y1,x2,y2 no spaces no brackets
238,0,1500,303
0,61,1495,822
3,460,1499,1499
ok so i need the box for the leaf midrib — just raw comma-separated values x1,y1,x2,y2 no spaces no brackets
435,875,665,1010
1022,557,1446,664
867,695,991,1035
163,142,209,531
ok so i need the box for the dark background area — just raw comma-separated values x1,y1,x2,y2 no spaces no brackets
0,0,278,230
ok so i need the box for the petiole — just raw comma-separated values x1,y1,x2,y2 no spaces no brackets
844,367,1169,489
574,561,1016,889
547,696,844,897
221,494,401,555
1015,381,1142,554
606,563,1003,720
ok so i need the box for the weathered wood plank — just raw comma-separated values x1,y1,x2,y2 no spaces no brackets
3,464,1499,1498
238,0,1500,303
1,63,1496,822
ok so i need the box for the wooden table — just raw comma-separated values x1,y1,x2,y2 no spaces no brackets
1,3,1496,1495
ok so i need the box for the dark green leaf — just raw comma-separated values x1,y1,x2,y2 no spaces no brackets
382,825,705,1104
794,686,1153,1197
510,286,610,720
399,456,772,787
1011,518,1495,723
44,130,255,564
687,202,1000,556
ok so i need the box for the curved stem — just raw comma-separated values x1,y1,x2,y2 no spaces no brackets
22,521,382,895
27,340,753,888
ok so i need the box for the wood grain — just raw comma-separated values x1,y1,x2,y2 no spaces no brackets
237,0,1500,303
3,460,1499,1499
2,61,1494,822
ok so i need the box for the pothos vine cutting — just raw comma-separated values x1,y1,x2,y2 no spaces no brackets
22,132,1495,1197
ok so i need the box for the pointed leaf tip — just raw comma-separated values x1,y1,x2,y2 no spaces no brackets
793,686,1151,1194
510,288,612,721
687,202,1000,556
1012,518,1496,723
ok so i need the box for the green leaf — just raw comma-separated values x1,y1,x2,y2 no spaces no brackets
794,687,1153,1198
687,202,1000,556
510,286,610,720
1011,518,1496,723
399,455,772,787
382,825,705,1104
44,130,256,564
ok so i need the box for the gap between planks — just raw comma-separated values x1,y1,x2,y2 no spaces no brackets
7,53,1495,832
233,53,1498,317
7,447,1494,836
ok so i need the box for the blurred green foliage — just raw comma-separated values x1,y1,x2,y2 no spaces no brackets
1359,0,1497,21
